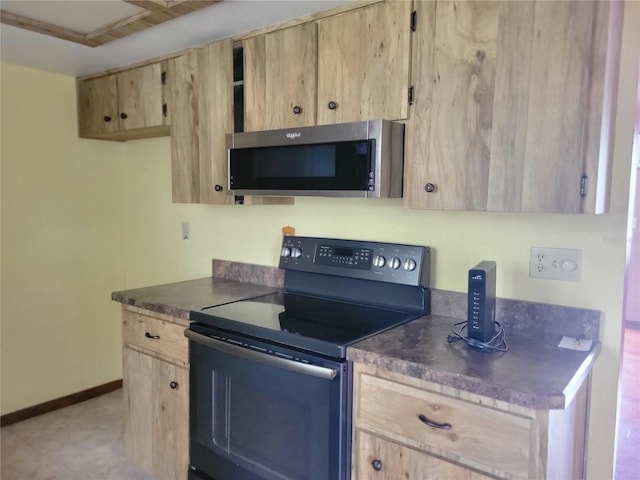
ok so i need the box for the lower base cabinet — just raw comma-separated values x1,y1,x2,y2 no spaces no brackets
352,362,589,480
356,430,490,480
121,306,189,480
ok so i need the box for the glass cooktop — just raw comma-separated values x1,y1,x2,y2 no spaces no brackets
190,292,417,359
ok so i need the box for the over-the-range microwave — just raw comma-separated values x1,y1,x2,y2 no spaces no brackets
226,119,405,198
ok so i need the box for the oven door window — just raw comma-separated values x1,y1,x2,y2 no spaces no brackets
190,339,347,480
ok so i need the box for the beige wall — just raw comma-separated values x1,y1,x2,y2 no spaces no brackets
1,63,126,414
1,2,638,478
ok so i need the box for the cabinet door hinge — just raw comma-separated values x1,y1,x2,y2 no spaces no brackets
161,71,166,85
580,175,588,198
408,86,415,105
410,10,417,32
162,103,167,117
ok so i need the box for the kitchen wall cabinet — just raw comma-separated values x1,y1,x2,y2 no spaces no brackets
168,41,291,205
121,306,189,480
316,0,412,125
77,63,168,141
167,44,236,205
167,50,200,204
243,23,317,130
405,0,622,213
198,39,236,204
242,0,412,130
352,362,589,480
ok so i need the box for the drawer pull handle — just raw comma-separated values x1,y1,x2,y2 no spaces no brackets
169,381,179,390
145,332,160,340
371,459,383,471
418,414,452,430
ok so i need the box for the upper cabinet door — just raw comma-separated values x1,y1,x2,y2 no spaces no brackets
77,63,168,140
117,63,167,132
406,0,621,213
316,1,412,125
168,40,235,205
77,74,119,137
198,39,235,204
167,51,200,204
244,23,317,131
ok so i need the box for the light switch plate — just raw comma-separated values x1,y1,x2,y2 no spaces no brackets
529,247,581,282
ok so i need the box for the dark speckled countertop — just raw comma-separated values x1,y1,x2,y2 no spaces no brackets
112,260,600,411
111,260,284,320
347,314,599,410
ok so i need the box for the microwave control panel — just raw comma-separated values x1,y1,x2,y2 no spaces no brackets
279,236,430,287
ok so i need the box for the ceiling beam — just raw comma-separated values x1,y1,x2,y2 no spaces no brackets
0,10,101,47
0,0,220,48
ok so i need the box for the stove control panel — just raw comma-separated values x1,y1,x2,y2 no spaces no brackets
279,236,430,287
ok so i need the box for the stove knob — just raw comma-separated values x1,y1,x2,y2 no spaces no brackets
372,255,386,268
403,258,417,272
388,257,401,270
290,247,302,258
281,246,292,258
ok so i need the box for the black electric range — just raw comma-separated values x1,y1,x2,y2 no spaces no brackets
189,236,431,360
186,236,431,480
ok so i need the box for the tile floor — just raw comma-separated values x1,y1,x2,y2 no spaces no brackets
1,389,156,480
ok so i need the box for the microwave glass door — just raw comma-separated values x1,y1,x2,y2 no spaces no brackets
229,139,374,191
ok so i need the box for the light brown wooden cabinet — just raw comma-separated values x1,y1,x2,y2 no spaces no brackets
356,430,490,480
242,0,412,131
405,0,622,213
352,362,589,480
166,40,235,204
316,0,413,125
243,23,318,131
77,63,168,141
121,306,189,480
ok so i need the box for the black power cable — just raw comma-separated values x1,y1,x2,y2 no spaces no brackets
447,320,508,353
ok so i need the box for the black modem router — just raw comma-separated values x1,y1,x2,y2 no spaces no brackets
467,261,496,343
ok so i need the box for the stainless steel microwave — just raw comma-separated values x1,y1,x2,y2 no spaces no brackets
226,119,405,198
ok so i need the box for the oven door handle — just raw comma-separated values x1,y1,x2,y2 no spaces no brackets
185,329,338,380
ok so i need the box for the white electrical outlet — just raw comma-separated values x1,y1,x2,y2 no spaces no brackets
182,221,190,240
529,247,581,282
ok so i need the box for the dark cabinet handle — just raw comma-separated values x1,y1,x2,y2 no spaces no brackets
214,185,223,192
120,112,128,119
327,101,337,110
145,332,160,340
292,105,302,115
418,413,452,430
371,459,383,471
103,116,111,122
169,381,178,390
425,183,436,193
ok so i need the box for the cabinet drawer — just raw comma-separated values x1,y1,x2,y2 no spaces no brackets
355,430,490,480
123,310,188,364
357,373,530,478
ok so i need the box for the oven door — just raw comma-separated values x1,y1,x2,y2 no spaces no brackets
186,326,351,480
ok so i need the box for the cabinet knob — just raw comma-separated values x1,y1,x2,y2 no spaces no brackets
103,116,111,122
425,183,436,193
120,112,128,119
169,381,179,390
327,101,337,110
371,459,383,471
214,184,223,192
292,105,302,115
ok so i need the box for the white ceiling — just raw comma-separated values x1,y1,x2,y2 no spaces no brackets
0,0,349,78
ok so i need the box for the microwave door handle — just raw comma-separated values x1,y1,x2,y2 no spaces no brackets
185,329,338,380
